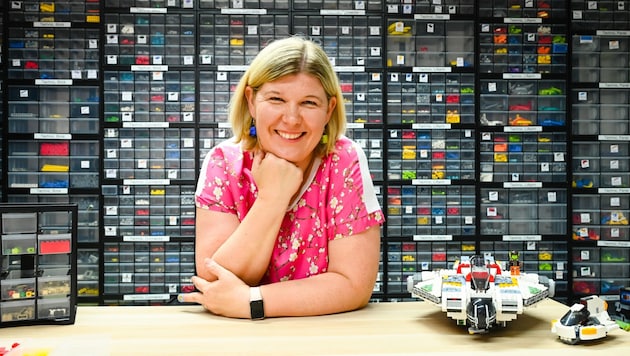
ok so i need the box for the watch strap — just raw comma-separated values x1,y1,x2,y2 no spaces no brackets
249,287,265,320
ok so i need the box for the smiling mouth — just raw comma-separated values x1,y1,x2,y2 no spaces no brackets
277,131,304,140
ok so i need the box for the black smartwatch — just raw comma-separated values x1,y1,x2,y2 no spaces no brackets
249,287,265,320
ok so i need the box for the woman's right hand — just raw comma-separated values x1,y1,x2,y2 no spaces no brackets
251,150,303,205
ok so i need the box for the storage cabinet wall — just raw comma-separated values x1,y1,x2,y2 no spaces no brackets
0,1,629,306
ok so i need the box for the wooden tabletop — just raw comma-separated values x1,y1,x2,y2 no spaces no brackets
1,299,628,355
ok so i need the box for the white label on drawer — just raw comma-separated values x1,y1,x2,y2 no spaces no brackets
122,122,169,128
556,262,564,271
120,139,132,148
504,182,543,188
105,206,118,216
128,65,168,72
502,235,542,241
123,293,168,301
414,14,450,20
411,179,451,185
609,40,620,50
610,197,621,207
220,9,267,15
540,163,549,172
598,188,630,194
34,133,72,140
610,160,619,169
130,7,167,13
35,79,73,85
123,179,170,185
610,144,619,153
554,152,565,161
598,240,630,247
578,91,588,101
503,126,542,132
124,236,170,242
183,138,194,148
413,67,451,73
503,17,541,24
30,188,68,194
599,83,630,89
502,73,541,79
412,123,451,129
34,21,71,27
121,92,132,101
413,235,452,241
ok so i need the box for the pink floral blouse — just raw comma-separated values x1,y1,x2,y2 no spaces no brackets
195,136,384,283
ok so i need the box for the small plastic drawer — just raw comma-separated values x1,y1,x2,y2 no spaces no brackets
77,280,99,297
2,234,37,255
38,276,71,298
573,263,599,278
573,279,600,295
37,234,71,256
601,226,629,240
573,248,599,262
1,278,36,300
2,212,38,234
601,264,630,278
1,300,36,322
37,297,71,320
40,141,70,156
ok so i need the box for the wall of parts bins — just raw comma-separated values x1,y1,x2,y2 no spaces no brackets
0,0,629,306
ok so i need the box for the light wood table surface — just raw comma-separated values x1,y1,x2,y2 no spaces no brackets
1,299,628,355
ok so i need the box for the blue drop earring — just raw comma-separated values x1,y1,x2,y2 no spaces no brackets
249,119,257,137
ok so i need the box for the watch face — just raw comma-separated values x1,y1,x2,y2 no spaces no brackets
250,300,264,320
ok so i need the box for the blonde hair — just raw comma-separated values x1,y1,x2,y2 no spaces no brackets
228,36,346,156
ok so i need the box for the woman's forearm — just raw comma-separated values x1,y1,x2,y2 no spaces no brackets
199,197,288,285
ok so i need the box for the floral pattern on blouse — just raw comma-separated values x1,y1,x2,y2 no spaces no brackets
195,136,384,283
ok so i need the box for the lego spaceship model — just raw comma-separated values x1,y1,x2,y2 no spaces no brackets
407,253,554,334
551,295,619,344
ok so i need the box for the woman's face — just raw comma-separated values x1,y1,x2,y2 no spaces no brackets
245,72,336,171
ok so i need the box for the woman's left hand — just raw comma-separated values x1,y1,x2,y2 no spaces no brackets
179,258,251,319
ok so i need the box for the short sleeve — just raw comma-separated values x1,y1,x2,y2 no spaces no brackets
325,139,384,240
195,142,256,220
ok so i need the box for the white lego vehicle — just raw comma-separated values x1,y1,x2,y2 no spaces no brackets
407,254,554,334
551,295,619,344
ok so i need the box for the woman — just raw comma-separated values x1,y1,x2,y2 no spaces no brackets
179,36,384,319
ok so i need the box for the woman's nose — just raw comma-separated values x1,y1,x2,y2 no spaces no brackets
283,104,301,124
